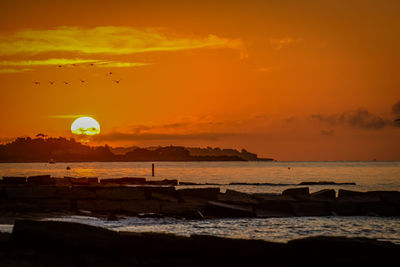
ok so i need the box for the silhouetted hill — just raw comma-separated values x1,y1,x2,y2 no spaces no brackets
0,137,270,162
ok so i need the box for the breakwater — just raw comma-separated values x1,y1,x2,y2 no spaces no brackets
1,175,400,219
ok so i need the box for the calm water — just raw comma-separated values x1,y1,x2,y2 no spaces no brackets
1,161,400,193
1,161,400,243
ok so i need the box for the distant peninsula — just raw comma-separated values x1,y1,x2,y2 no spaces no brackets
0,137,273,163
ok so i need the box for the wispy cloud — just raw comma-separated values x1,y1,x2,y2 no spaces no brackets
0,68,31,73
270,37,302,50
0,58,100,67
0,26,245,56
311,109,395,130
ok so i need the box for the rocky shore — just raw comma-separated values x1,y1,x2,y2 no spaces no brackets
1,219,399,266
1,175,400,220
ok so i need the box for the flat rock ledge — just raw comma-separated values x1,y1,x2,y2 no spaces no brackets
0,220,398,266
1,175,400,219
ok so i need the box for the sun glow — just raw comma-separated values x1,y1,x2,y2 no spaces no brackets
71,117,100,136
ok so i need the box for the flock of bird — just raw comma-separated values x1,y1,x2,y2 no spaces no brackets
33,63,121,85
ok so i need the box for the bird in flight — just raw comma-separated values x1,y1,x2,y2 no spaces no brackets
49,81,55,85
80,79,86,83
34,81,40,85
63,81,70,85
114,79,121,84
108,71,113,75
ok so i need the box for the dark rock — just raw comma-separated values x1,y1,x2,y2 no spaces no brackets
36,198,72,211
107,213,119,221
373,191,400,205
331,202,361,215
291,202,332,216
217,189,260,205
121,200,160,214
255,194,295,216
140,186,178,202
1,177,27,184
57,186,97,199
310,189,336,202
206,201,254,217
282,187,309,199
12,220,118,251
100,177,146,185
27,175,54,185
359,202,400,216
178,188,220,203
159,201,207,217
77,199,122,213
338,189,380,203
5,185,57,199
95,187,146,200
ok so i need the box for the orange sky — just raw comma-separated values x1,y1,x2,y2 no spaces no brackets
0,0,399,160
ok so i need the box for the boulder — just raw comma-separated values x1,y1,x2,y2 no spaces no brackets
5,185,57,199
331,202,361,215
1,177,27,184
95,187,146,200
217,190,260,205
57,186,97,199
121,200,160,214
27,175,54,185
290,202,332,216
256,194,296,215
141,186,179,202
310,189,336,202
337,189,380,203
159,201,207,216
206,201,254,217
178,188,220,203
77,199,122,213
100,177,146,185
36,198,72,211
12,220,118,251
282,187,309,199
359,202,400,216
373,191,400,205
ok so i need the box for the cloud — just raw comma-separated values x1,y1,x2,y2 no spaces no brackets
270,37,302,50
0,26,245,56
0,58,150,68
311,109,393,130
0,68,31,73
392,101,400,115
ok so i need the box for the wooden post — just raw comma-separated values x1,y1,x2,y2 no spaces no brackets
152,163,155,177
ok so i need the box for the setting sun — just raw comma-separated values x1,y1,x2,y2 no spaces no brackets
71,117,100,136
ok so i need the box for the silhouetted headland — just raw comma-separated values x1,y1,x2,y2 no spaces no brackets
0,137,273,162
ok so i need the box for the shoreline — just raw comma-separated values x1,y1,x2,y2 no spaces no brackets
1,219,399,266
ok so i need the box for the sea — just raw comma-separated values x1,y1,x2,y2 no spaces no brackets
1,161,400,244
